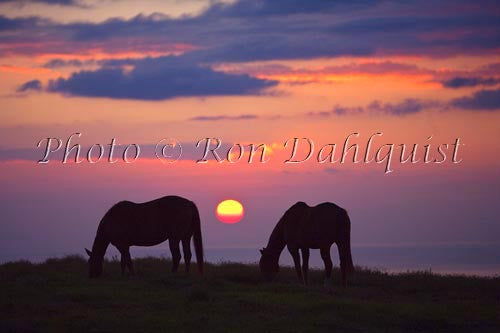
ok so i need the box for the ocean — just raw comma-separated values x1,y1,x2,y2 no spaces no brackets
1,244,499,276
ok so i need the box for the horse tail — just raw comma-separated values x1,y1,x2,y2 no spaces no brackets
192,202,204,275
340,210,354,274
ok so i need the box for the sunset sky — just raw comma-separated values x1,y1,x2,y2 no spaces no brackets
1,0,499,260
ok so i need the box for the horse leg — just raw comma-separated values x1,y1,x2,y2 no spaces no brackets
118,246,128,275
125,248,134,275
288,245,303,284
301,248,310,285
182,238,192,273
320,246,333,280
120,254,126,275
169,239,181,273
337,243,347,287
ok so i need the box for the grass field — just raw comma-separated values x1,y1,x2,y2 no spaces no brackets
1,256,499,332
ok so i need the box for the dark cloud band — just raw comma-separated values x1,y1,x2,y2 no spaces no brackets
47,56,277,100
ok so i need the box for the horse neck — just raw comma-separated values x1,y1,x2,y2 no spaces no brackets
266,218,286,257
91,227,110,260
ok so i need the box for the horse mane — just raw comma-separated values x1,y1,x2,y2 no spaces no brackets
264,201,309,255
91,204,118,258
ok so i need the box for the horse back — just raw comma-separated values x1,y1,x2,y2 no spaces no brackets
283,201,348,248
102,196,197,246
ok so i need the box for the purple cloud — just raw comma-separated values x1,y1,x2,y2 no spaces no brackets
47,56,277,100
309,99,436,117
17,79,42,92
190,114,259,121
451,89,500,111
308,91,500,117
0,1,499,60
0,0,85,7
4,0,500,101
442,77,500,88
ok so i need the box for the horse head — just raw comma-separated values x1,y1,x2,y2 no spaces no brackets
85,248,103,278
259,247,279,281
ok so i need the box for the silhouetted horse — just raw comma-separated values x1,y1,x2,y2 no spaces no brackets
259,201,354,286
85,195,203,278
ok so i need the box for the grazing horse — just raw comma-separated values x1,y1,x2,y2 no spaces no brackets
85,195,203,278
259,201,354,286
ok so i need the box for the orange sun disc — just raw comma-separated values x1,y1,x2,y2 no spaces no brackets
216,199,244,224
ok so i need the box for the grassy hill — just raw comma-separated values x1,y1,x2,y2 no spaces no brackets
1,256,499,332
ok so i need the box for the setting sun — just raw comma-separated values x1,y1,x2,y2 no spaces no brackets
216,199,244,224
